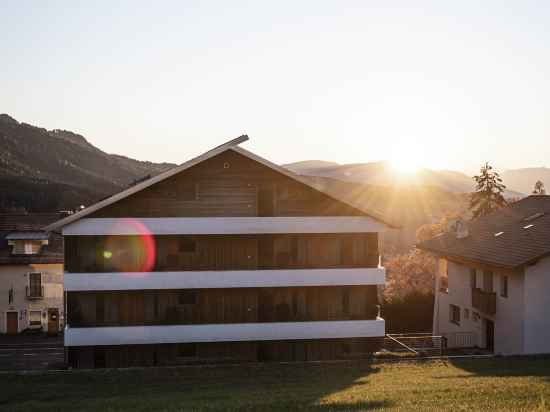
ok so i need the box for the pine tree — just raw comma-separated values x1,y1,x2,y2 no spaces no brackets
470,162,507,218
532,180,546,195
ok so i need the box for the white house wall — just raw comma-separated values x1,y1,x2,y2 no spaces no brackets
434,259,525,354
524,256,550,354
0,264,64,334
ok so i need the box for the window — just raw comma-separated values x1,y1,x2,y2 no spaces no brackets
178,343,197,358
178,290,197,305
464,308,470,320
500,275,509,298
178,237,196,253
450,304,460,325
28,273,42,297
29,311,42,326
470,269,477,289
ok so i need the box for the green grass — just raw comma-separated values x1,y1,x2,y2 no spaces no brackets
1,357,550,411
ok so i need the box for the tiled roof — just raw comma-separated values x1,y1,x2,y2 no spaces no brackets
417,196,550,269
0,213,65,264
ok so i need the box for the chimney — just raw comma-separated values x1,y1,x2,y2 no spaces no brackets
447,219,469,239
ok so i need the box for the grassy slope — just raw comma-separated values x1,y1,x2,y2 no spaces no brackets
1,358,549,411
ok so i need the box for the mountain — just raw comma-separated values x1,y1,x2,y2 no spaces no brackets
501,168,550,195
0,114,175,212
300,175,470,252
283,160,524,198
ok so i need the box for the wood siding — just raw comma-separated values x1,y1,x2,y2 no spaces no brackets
67,286,379,327
68,337,384,368
65,234,379,273
90,151,365,218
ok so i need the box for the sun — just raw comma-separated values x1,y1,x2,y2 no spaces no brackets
390,153,421,175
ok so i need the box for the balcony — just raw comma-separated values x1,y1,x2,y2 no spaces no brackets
472,288,496,316
64,319,386,346
26,285,44,300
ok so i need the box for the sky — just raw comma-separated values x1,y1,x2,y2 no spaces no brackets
2,0,550,174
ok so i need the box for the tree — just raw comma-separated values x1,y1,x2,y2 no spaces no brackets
532,180,546,195
470,162,507,218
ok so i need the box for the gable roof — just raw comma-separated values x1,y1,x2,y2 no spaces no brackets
46,136,398,232
417,195,550,270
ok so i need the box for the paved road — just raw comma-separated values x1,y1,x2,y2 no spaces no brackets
0,334,64,370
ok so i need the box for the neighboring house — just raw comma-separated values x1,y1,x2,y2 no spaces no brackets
418,195,550,355
46,136,396,368
0,213,65,335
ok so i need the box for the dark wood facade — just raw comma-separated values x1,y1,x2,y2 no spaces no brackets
67,286,379,327
89,151,366,218
64,234,379,273
68,337,384,369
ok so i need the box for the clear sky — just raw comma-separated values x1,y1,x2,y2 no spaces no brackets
2,1,549,173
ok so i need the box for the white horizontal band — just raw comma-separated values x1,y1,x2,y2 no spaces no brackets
62,217,386,236
64,319,385,346
64,267,385,291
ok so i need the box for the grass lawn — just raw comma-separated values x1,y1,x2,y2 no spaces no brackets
1,357,550,411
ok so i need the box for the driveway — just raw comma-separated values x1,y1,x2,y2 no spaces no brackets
0,334,64,370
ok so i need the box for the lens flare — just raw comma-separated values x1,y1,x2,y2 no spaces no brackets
104,218,156,273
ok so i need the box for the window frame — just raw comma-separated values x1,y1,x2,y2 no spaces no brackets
28,272,42,297
449,304,461,325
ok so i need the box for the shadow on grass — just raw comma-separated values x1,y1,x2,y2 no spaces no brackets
0,361,394,411
445,356,550,381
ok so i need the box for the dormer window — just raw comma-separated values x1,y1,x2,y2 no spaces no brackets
10,240,43,255
6,232,49,255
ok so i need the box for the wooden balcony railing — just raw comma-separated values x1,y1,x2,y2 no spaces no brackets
472,288,496,315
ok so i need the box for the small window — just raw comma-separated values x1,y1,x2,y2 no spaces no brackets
178,290,197,305
29,311,42,326
470,269,477,289
450,304,460,325
500,275,509,298
178,237,196,253
178,343,197,358
464,308,470,320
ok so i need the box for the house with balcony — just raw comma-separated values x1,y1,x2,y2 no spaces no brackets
46,136,396,368
418,195,550,355
0,213,65,335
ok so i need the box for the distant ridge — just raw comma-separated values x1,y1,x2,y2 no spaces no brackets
0,114,175,212
283,160,525,198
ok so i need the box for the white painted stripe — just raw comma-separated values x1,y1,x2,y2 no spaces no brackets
64,319,385,346
62,217,386,236
64,267,385,291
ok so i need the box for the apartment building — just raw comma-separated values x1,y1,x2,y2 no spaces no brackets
46,136,395,368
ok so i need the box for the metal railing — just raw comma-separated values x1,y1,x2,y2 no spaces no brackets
444,331,477,348
384,333,445,357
